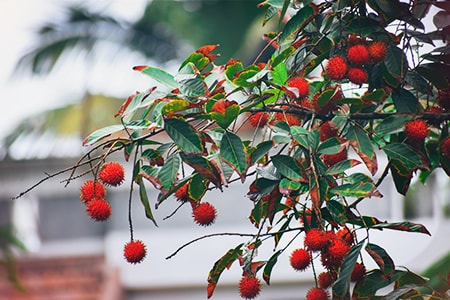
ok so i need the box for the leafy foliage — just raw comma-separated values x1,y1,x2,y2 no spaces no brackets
18,0,450,299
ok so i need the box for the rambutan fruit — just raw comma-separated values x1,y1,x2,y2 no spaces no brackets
99,162,125,187
336,228,354,246
351,262,366,282
248,112,269,128
273,110,302,126
238,276,261,299
441,137,450,159
405,119,428,142
192,202,217,226
318,272,334,289
175,184,190,202
347,44,369,65
304,228,329,251
306,287,329,300
347,67,368,85
86,198,111,222
80,180,106,203
325,56,348,81
368,41,387,63
124,240,147,264
288,77,310,98
290,248,311,271
327,238,351,261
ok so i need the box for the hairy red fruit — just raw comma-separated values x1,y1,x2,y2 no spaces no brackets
80,180,106,203
175,184,190,202
238,276,261,299
319,121,339,141
347,67,368,85
306,287,329,300
405,119,428,142
348,33,363,46
368,41,387,63
322,149,347,166
347,44,369,65
304,228,329,251
86,198,111,222
290,248,311,271
351,262,366,282
325,56,348,81
327,238,351,261
99,162,125,187
318,272,334,289
441,137,450,159
273,109,302,126
192,202,217,226
288,77,310,98
248,112,269,128
336,228,354,245
124,240,147,264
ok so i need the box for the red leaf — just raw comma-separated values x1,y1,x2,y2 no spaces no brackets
262,186,282,225
197,44,218,56
132,65,148,72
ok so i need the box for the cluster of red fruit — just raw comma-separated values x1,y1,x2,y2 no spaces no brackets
325,35,387,85
289,227,365,299
79,162,147,264
175,183,217,226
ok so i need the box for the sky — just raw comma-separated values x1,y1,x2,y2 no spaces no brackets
0,0,150,141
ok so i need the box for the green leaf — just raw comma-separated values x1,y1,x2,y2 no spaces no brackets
331,182,376,198
271,61,288,85
279,3,317,45
375,115,413,134
279,178,302,195
179,152,223,189
371,221,430,235
308,129,320,151
392,88,421,113
325,159,361,175
384,45,408,80
164,118,204,154
417,63,450,90
179,78,207,97
271,46,296,68
138,177,158,227
290,125,309,148
250,140,274,165
225,60,244,81
390,159,413,195
133,65,178,89
211,104,240,129
316,88,336,108
161,99,190,116
383,143,423,170
188,172,208,201
333,240,365,297
220,131,248,176
159,153,180,190
82,121,154,146
365,243,395,275
207,244,243,298
353,269,393,297
318,137,343,155
347,126,375,159
179,52,210,72
263,250,282,285
271,155,304,181
326,200,348,224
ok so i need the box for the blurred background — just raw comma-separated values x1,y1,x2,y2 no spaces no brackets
0,1,449,299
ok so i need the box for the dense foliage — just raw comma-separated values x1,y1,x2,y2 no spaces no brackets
19,0,450,299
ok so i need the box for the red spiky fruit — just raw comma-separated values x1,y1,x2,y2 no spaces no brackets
327,238,351,261
347,44,369,65
304,228,329,251
368,41,387,63
86,198,111,222
248,112,269,128
288,77,310,98
405,119,428,142
318,272,334,289
351,262,366,282
80,180,106,203
124,240,147,264
347,67,368,85
325,56,348,81
175,184,190,202
99,162,125,187
336,228,354,246
306,287,329,300
238,276,261,299
192,202,217,226
273,109,302,126
441,137,450,159
290,248,311,271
